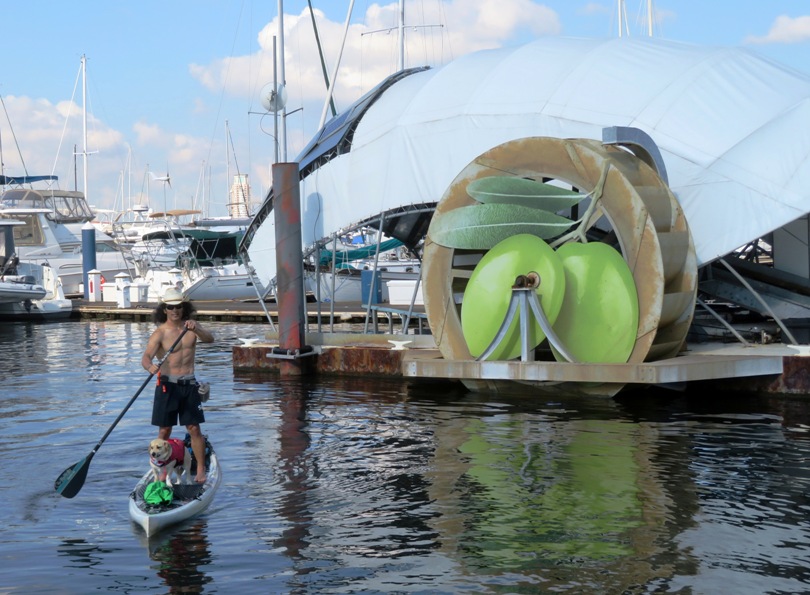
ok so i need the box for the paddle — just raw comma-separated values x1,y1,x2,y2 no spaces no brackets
55,327,190,499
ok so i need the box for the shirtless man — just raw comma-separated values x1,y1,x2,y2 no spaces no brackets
141,288,214,483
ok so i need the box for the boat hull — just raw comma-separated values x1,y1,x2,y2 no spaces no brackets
129,443,220,537
0,298,72,321
306,268,420,304
136,266,260,302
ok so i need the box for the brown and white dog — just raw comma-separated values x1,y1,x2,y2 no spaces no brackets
148,437,191,486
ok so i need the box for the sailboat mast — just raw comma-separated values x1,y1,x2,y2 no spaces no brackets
617,0,654,37
398,0,405,71
307,0,336,118
127,146,132,210
319,0,355,131
225,119,230,210
81,55,88,202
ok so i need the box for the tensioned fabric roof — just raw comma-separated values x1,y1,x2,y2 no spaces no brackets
247,35,810,287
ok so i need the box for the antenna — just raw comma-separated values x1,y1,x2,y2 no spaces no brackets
260,82,287,113
260,34,288,165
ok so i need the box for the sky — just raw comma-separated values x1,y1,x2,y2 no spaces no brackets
1,0,810,219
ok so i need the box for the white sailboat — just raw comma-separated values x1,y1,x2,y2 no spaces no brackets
126,122,263,303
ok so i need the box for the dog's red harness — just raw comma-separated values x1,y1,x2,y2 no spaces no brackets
150,438,186,467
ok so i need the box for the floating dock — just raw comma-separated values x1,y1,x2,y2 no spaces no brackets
72,299,810,397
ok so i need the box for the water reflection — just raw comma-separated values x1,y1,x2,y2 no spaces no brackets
247,381,810,592
58,537,114,568
145,521,213,592
0,320,47,379
417,396,672,591
275,381,313,563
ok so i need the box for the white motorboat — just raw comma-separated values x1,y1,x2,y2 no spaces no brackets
128,226,195,269
0,188,132,296
130,228,262,302
122,167,261,302
0,219,72,320
304,229,421,304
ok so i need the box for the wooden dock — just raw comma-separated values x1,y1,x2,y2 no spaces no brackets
73,298,414,328
72,299,810,397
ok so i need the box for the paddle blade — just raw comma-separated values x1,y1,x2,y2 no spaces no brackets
55,455,92,499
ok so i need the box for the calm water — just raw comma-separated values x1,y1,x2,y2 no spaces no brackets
2,319,810,594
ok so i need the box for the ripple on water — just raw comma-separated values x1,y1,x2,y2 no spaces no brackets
5,321,810,593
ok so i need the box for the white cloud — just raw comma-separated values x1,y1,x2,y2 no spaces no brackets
1,95,122,180
580,3,609,17
746,15,810,44
4,1,568,215
189,0,563,142
133,121,165,146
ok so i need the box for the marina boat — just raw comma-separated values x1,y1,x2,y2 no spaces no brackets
0,56,131,297
111,208,201,250
241,35,810,396
305,231,421,303
0,220,72,320
0,261,73,320
0,187,132,296
116,167,260,302
129,436,220,537
0,271,46,303
130,228,262,302
192,214,252,232
0,186,95,232
128,225,195,269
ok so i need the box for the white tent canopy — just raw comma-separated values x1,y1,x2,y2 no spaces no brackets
247,36,810,289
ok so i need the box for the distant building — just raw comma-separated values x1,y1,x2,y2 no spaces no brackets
228,174,251,218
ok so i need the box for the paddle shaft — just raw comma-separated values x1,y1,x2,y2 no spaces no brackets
56,326,190,497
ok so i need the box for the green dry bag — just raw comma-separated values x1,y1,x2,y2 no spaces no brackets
143,480,173,505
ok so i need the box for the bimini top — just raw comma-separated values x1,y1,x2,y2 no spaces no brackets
245,35,810,272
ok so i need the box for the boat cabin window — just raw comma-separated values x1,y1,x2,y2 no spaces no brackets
97,242,120,252
0,189,28,208
44,193,95,223
9,215,45,246
0,227,14,270
1,189,94,224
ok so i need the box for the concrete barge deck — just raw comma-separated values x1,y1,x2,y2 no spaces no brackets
70,299,810,396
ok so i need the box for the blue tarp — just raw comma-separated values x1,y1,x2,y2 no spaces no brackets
0,174,58,186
